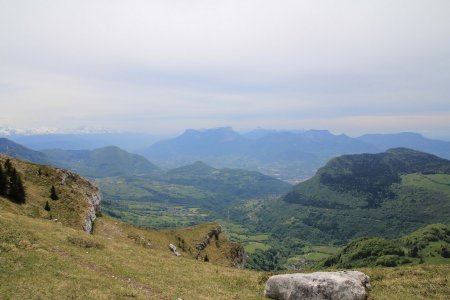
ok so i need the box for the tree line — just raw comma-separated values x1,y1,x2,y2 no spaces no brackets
0,159,26,204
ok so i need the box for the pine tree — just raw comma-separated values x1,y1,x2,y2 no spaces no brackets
15,173,26,204
4,159,12,175
0,164,6,196
44,201,51,211
8,168,26,204
50,185,59,200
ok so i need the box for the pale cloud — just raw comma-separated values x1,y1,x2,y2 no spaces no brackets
0,0,450,138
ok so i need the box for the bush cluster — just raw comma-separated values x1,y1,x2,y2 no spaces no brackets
67,236,104,249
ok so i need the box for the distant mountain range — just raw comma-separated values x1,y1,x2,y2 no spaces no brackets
0,138,49,164
144,127,450,182
359,132,450,160
7,133,163,152
2,127,450,183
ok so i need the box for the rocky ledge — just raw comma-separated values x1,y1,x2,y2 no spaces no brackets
57,169,102,233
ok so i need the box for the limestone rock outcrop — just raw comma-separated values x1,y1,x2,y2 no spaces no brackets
226,242,246,268
264,270,371,300
57,168,102,234
195,226,222,251
82,181,102,233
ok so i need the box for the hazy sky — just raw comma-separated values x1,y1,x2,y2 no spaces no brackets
1,0,449,138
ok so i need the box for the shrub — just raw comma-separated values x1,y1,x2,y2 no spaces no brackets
50,186,59,200
376,255,401,267
441,246,450,258
67,236,104,249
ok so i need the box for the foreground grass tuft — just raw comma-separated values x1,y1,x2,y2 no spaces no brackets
362,265,450,299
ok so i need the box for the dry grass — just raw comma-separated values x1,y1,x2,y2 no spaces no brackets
2,209,450,299
0,155,95,230
361,265,450,300
0,211,265,299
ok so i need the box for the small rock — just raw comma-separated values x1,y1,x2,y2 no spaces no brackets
169,243,177,252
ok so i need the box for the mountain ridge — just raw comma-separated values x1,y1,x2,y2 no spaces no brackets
0,138,49,164
42,146,160,178
358,132,450,160
144,127,379,182
253,148,450,246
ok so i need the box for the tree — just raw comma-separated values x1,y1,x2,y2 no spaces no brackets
409,245,419,258
4,159,12,175
8,168,26,204
50,185,59,200
44,201,51,211
0,164,6,196
441,246,450,258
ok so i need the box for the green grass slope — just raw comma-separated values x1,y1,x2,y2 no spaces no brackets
0,212,264,299
0,154,99,231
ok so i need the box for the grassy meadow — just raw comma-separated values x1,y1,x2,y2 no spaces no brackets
0,211,266,299
2,209,449,299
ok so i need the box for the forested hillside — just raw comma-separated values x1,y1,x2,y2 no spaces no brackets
256,148,450,246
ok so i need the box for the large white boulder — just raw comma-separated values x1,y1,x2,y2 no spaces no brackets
264,270,371,300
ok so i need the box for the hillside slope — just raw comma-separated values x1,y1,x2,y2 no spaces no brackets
321,224,450,268
256,148,450,245
1,211,450,299
0,211,263,299
0,138,48,164
0,155,260,299
0,154,101,232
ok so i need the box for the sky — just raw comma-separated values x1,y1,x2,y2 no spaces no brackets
0,0,450,139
